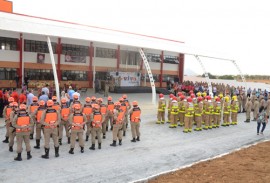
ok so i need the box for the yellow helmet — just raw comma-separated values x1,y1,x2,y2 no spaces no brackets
224,96,230,102
196,92,201,97
202,92,207,97
218,93,223,98
232,95,237,101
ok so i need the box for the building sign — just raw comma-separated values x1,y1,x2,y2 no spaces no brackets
37,53,45,63
110,72,140,87
65,54,86,63
0,0,13,13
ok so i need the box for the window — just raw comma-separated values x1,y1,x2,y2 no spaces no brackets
24,40,56,53
0,37,18,51
61,70,88,81
141,73,159,82
96,47,116,58
24,69,54,80
95,72,108,80
0,68,17,80
163,55,179,64
62,44,89,56
146,53,161,62
120,50,141,65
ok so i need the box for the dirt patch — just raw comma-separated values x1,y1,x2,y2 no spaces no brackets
149,141,270,183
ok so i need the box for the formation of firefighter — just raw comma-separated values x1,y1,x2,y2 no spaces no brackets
157,90,269,132
2,94,141,161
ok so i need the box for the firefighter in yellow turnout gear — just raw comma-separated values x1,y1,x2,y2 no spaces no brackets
204,96,214,130
157,93,166,124
222,96,231,126
194,97,203,131
231,95,239,125
183,97,194,133
178,95,186,127
169,97,179,128
167,94,174,123
213,97,221,128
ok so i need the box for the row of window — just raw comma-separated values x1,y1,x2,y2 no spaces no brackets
0,68,17,80
1,37,178,64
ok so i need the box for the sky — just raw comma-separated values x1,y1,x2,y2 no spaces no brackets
10,0,270,76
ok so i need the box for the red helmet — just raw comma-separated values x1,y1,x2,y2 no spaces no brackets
19,104,27,110
132,101,138,106
119,98,124,102
122,94,127,99
91,96,96,101
8,97,14,103
216,97,221,102
189,90,194,94
159,93,164,98
206,96,211,100
39,100,45,106
190,94,195,98
47,100,54,107
33,96,38,102
61,98,67,104
197,96,203,102
85,97,91,103
73,104,81,110
180,95,186,100
97,98,103,102
9,102,14,107
169,94,174,98
187,97,192,103
173,97,177,101
108,96,112,101
177,92,182,97
52,96,57,101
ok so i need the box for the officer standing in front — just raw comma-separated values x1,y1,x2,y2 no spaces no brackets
129,101,141,142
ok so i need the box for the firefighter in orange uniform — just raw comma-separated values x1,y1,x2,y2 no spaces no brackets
82,97,93,141
59,98,71,145
32,100,46,149
97,98,108,139
157,93,166,124
28,96,39,140
8,102,18,152
2,97,14,143
89,104,104,150
40,100,60,159
69,104,87,154
106,96,115,130
90,96,97,105
129,101,141,142
110,102,125,147
69,94,82,113
12,104,34,161
119,98,128,136
52,96,60,111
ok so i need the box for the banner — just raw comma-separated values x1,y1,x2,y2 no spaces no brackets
65,54,86,63
110,72,140,87
37,53,45,63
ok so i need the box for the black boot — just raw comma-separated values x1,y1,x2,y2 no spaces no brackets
131,138,136,142
2,137,9,143
14,153,22,161
103,134,106,139
59,138,62,145
95,136,98,140
68,137,70,144
106,126,108,132
244,119,250,123
136,136,140,141
110,126,113,131
69,148,74,154
41,148,49,159
27,151,32,160
30,134,34,140
9,146,13,152
119,139,122,146
89,144,95,150
123,131,126,137
86,135,89,141
98,143,101,149
76,138,79,142
55,146,59,157
34,139,40,149
81,146,84,153
110,140,116,147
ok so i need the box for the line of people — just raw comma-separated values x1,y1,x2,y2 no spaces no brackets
157,91,243,133
2,94,141,161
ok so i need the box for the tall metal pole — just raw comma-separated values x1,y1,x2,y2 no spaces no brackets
47,36,60,102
